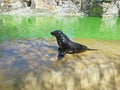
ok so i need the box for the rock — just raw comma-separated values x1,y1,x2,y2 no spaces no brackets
11,1,23,9
0,39,120,90
100,1,119,18
116,0,120,9
0,0,25,12
53,1,84,16
0,0,84,16
0,0,120,17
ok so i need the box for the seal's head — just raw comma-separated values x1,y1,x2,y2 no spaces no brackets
50,30,62,37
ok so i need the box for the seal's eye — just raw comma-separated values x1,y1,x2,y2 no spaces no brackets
56,31,62,36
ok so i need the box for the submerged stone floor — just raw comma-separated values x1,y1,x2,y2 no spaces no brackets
0,39,120,90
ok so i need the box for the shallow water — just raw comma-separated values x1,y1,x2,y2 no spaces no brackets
0,15,120,90
0,15,120,41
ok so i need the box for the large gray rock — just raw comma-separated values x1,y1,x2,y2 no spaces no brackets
0,0,32,12
54,1,83,16
101,2,119,18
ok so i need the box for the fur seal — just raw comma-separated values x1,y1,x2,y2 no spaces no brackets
51,30,97,60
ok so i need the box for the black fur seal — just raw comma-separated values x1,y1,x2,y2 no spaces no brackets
51,30,97,60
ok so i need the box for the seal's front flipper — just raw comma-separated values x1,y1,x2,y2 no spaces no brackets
57,52,66,60
57,47,66,60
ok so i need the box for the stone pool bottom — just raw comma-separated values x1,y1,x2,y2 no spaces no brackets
0,39,120,90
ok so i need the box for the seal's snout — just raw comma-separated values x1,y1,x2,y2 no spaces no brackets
50,31,54,35
50,30,62,36
51,31,56,36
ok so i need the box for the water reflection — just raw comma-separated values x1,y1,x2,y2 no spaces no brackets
100,17,118,31
0,15,120,41
99,17,120,40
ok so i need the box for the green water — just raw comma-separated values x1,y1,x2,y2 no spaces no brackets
0,15,120,41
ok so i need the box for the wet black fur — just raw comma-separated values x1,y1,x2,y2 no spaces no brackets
51,30,97,60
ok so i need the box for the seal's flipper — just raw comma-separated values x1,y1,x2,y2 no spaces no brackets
57,52,66,60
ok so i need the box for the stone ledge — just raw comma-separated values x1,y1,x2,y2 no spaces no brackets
0,39,120,90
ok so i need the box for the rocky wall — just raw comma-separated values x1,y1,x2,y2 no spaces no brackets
0,1,120,17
